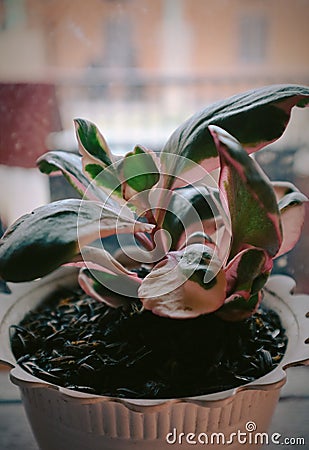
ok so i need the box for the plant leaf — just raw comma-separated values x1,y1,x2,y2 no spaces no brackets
273,182,308,258
0,199,154,282
224,247,272,300
215,247,272,321
74,118,113,166
272,181,301,201
74,118,123,198
161,84,309,189
216,292,262,322
0,280,11,294
79,268,140,308
122,145,160,193
73,246,134,276
84,162,122,197
37,150,119,206
162,185,221,250
179,231,215,249
138,244,226,318
212,126,282,259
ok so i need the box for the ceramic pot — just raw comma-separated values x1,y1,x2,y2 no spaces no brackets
0,267,308,450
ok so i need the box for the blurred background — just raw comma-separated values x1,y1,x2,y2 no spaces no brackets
0,0,308,292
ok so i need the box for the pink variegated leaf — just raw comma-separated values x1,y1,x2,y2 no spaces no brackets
273,183,308,257
138,244,226,318
175,219,218,251
78,267,141,308
211,126,282,259
161,84,309,190
72,246,134,276
272,181,302,201
224,247,272,299
178,231,215,249
275,204,306,258
216,247,272,321
113,244,155,269
69,245,141,306
160,155,218,191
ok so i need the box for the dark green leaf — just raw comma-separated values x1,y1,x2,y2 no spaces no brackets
0,199,153,282
37,150,117,205
0,200,84,282
161,84,309,189
162,185,220,249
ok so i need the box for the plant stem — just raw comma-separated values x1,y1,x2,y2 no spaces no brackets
134,232,154,251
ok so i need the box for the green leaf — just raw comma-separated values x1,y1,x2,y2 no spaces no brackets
162,185,220,249
84,163,122,197
212,126,282,259
161,84,309,189
74,118,113,166
74,119,123,198
122,145,160,192
0,199,154,282
37,150,118,206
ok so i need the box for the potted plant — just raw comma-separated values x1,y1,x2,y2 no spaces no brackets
0,84,308,450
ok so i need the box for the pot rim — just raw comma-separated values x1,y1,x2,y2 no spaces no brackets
0,267,308,409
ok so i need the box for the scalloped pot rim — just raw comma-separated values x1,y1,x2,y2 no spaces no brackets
0,266,308,411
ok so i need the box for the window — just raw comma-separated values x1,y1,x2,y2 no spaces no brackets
102,15,136,68
239,14,268,63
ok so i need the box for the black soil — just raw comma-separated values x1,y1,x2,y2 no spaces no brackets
11,288,287,399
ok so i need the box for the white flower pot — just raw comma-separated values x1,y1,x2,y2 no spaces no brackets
0,267,308,450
